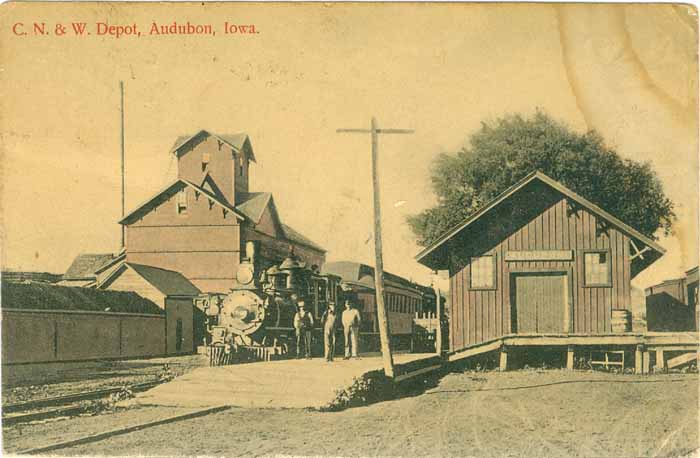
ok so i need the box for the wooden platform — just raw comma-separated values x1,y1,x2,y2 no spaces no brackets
120,353,439,410
447,332,699,374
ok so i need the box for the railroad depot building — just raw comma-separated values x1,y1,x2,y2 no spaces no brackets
109,130,325,294
415,171,698,372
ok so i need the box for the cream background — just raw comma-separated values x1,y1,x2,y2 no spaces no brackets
0,3,697,290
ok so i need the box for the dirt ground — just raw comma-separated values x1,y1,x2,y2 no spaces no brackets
2,355,207,404
4,368,697,457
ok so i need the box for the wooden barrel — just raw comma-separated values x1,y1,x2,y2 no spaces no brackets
611,309,631,333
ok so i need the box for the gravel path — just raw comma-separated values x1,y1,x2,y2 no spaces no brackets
5,369,696,457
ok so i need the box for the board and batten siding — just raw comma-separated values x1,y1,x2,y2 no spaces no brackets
125,185,242,294
449,195,632,351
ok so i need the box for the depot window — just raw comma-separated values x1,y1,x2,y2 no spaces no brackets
176,190,188,215
469,254,496,290
584,250,611,287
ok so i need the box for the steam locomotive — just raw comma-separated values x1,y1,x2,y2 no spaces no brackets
198,242,344,364
197,242,439,365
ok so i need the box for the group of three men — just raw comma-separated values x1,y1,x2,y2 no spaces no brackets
293,299,361,361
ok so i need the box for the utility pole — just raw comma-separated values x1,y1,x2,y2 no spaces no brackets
120,81,125,249
337,117,414,379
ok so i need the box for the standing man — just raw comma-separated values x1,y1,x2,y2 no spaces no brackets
321,303,338,362
293,300,314,359
342,299,361,359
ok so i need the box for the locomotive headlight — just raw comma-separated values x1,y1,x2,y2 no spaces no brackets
236,264,255,285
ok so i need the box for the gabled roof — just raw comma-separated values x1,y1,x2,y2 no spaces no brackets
281,223,326,253
236,192,272,223
119,179,246,225
236,192,325,253
200,173,228,202
416,171,666,272
63,253,117,280
126,263,201,297
94,252,126,276
170,130,256,162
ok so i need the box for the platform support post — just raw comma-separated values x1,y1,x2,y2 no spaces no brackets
566,345,575,370
642,350,651,374
655,349,666,372
635,345,644,374
499,346,508,371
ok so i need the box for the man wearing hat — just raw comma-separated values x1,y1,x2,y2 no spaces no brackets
342,299,361,359
293,300,314,359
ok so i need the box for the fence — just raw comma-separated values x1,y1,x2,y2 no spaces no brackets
1,308,166,365
412,312,449,353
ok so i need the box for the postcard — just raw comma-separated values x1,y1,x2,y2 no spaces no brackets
1,2,698,457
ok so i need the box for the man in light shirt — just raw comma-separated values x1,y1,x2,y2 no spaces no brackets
341,299,361,359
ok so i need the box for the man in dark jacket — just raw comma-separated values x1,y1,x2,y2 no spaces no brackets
293,300,314,359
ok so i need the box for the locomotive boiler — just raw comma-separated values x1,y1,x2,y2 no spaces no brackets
200,242,343,364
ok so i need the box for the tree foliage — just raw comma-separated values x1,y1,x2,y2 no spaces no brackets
408,111,675,247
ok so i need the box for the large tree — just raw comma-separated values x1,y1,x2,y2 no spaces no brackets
408,111,675,246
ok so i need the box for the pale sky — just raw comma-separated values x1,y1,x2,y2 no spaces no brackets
1,3,697,290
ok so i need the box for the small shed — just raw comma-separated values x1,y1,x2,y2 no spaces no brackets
58,253,121,287
645,266,699,332
416,171,666,353
99,262,201,354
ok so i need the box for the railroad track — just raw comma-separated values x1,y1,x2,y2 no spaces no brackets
2,379,165,426
16,405,232,455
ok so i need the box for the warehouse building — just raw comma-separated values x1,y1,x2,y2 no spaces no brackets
416,171,697,372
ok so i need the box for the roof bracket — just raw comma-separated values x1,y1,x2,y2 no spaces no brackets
566,200,581,218
223,208,228,218
596,219,611,237
217,140,224,150
208,199,215,210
